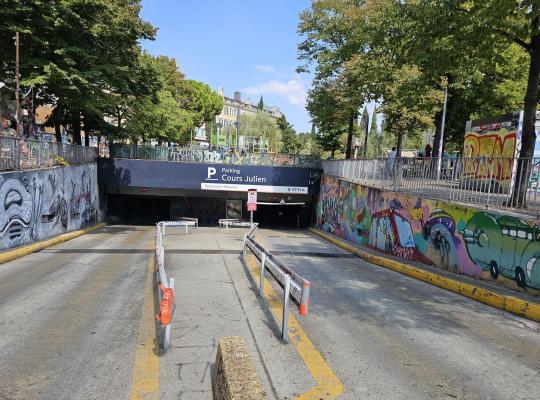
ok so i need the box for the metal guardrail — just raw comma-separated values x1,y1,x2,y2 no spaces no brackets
0,135,98,171
109,143,321,168
155,222,177,351
159,218,199,235
242,223,311,342
323,156,540,216
219,218,252,232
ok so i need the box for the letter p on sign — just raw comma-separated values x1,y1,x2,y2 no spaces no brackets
207,167,217,179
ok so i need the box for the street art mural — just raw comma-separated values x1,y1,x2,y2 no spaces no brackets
316,175,540,293
0,163,100,251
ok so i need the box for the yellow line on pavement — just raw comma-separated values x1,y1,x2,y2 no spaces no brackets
245,254,345,399
0,223,105,265
309,227,540,323
130,255,160,400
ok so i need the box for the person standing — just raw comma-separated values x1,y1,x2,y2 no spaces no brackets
386,146,397,178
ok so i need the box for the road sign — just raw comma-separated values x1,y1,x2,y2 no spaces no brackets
247,189,257,212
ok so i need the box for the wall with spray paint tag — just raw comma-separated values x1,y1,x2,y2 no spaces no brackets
0,163,101,251
316,174,540,295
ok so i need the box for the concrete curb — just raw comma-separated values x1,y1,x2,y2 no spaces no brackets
308,227,540,324
0,223,106,265
213,336,267,400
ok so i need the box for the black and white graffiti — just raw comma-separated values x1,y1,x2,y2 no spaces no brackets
0,164,100,250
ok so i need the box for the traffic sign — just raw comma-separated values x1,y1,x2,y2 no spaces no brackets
247,189,257,212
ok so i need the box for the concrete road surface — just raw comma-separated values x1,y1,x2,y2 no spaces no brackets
256,228,540,400
1,225,539,400
0,225,153,400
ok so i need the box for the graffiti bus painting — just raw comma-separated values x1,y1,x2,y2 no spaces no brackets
368,208,432,264
460,211,540,289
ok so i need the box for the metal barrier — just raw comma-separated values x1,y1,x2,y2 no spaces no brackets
0,135,98,171
219,218,252,232
242,223,311,342
323,156,540,216
158,219,198,236
109,143,321,168
155,222,177,351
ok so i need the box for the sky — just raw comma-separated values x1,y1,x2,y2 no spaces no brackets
139,0,313,133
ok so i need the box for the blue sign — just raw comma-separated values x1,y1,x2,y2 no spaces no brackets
98,159,319,194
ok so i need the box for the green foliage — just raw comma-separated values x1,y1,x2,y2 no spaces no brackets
277,115,302,154
257,96,264,111
0,0,156,143
298,0,538,160
239,111,281,153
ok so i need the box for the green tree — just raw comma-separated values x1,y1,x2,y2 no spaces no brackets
277,115,302,154
176,80,223,128
0,0,156,144
257,96,264,111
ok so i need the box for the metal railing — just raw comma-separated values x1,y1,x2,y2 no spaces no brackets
109,143,321,168
242,223,311,342
155,222,177,352
0,136,98,172
323,156,540,215
159,218,199,235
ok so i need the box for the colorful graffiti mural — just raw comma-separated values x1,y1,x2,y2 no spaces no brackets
316,175,540,292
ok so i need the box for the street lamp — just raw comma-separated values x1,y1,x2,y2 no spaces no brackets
215,121,222,149
234,121,240,151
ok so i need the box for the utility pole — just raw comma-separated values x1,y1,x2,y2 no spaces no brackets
436,85,448,180
15,32,21,137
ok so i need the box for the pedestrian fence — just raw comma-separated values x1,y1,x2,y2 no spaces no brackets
155,222,177,351
0,135,98,171
242,223,311,342
219,218,252,232
323,156,540,216
159,218,199,236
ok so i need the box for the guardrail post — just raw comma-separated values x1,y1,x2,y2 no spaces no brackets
259,253,266,298
242,235,247,259
281,275,291,342
185,223,188,235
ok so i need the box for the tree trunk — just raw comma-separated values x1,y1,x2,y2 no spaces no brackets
396,130,404,157
55,124,62,143
72,112,82,145
158,138,163,146
512,33,540,207
345,114,355,159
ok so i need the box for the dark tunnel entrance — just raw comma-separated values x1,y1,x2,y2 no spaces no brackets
254,204,312,228
107,195,171,225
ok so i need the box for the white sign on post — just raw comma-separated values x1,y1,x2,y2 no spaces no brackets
247,189,257,212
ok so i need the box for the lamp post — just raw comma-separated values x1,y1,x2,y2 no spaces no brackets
234,121,240,151
215,121,222,149
436,84,448,180
15,32,21,137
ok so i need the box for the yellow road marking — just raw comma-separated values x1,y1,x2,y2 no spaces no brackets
245,254,345,399
130,255,159,400
0,223,105,265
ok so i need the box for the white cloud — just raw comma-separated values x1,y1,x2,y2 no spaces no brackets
254,64,276,73
243,79,306,106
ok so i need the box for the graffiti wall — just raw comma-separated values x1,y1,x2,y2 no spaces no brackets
0,163,101,251
316,175,540,294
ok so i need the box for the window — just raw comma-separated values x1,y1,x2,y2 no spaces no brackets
502,228,509,235
509,229,517,237
517,230,527,239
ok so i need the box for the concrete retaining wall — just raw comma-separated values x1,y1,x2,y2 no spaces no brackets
213,336,267,400
316,174,540,295
0,163,101,251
